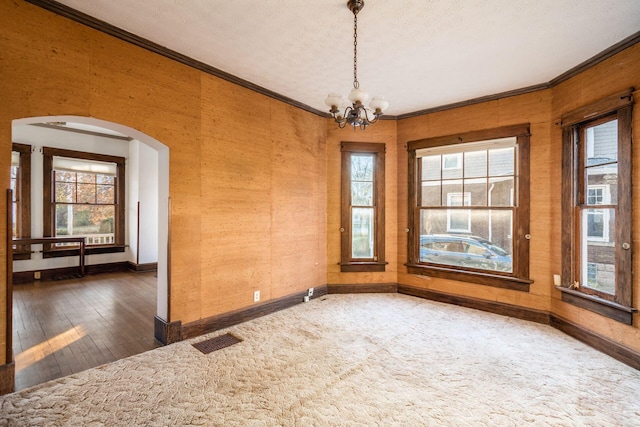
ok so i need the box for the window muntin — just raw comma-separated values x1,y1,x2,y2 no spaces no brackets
559,90,634,323
407,124,531,290
340,142,385,272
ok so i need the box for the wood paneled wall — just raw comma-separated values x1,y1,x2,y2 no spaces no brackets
397,91,553,313
0,0,327,366
1,0,639,369
550,44,640,351
397,44,640,353
326,120,399,285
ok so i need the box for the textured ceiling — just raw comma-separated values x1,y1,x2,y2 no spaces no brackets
52,0,640,116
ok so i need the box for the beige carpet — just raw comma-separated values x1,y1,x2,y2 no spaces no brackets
1,293,639,426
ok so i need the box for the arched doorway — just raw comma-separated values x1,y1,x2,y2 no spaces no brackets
9,115,170,389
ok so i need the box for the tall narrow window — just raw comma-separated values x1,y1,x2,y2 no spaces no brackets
560,89,635,324
11,143,32,259
340,142,385,272
43,147,125,254
407,124,531,291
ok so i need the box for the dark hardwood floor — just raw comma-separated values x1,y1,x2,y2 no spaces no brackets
12,271,161,391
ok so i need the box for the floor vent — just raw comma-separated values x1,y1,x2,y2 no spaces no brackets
192,333,242,354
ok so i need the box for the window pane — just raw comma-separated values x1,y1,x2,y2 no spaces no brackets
464,151,487,178
420,209,512,272
351,155,374,181
489,147,514,176
421,181,441,206
489,177,514,207
581,209,615,295
77,183,96,204
352,207,374,259
97,175,115,185
586,119,617,166
419,209,512,273
442,180,463,204
55,182,76,203
56,204,115,245
55,171,76,183
10,166,18,202
442,154,463,179
77,173,96,184
351,182,373,206
421,155,441,181
586,166,617,203
97,185,115,204
464,178,487,206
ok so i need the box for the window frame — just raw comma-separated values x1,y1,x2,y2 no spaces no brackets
406,124,532,291
11,143,32,260
340,142,386,272
43,147,125,256
559,89,636,324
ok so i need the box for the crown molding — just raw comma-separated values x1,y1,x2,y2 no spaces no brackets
24,0,330,119
25,1,640,122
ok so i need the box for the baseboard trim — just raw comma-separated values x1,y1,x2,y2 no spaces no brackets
550,315,640,371
398,284,551,325
182,285,329,340
328,283,398,294
127,262,158,273
0,362,15,395
154,316,182,345
13,262,130,284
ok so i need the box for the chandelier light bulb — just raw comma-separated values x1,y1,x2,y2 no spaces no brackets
325,93,344,110
348,87,369,104
369,96,389,113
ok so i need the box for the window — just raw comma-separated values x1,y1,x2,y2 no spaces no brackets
407,124,531,290
560,89,635,324
11,143,31,259
43,147,125,254
340,142,386,272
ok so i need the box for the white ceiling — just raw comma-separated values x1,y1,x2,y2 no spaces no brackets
53,0,640,116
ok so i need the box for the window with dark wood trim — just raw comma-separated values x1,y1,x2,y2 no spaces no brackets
340,142,386,272
406,124,532,291
43,147,125,255
560,89,636,324
11,143,32,260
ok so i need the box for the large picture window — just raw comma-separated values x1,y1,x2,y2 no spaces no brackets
43,147,125,253
340,142,386,272
560,90,635,324
407,125,531,290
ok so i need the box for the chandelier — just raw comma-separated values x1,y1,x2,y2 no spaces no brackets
325,0,388,130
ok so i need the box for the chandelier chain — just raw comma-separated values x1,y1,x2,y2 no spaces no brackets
353,11,359,89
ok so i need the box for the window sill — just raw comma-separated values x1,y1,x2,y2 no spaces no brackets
406,263,532,292
43,245,126,258
340,262,387,273
556,286,637,325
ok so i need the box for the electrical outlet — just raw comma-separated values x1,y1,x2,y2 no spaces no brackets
34,271,41,280
254,290,260,302
308,287,314,297
553,274,561,286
